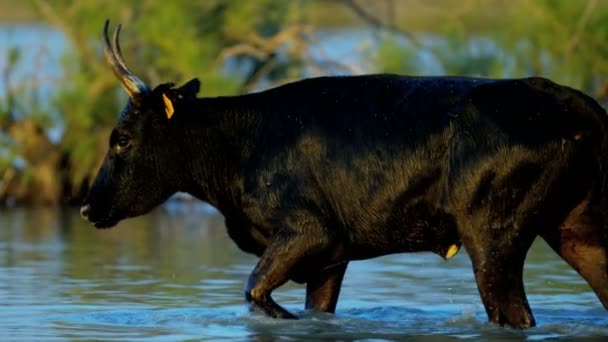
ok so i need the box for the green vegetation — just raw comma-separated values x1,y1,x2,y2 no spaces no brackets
1,0,607,206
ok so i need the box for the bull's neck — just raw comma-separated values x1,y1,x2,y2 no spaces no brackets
176,93,264,212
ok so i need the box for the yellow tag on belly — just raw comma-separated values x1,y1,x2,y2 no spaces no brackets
445,244,460,260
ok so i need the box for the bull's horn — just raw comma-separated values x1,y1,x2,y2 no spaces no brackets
102,20,149,99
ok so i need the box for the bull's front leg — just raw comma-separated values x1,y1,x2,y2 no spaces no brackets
305,262,348,313
245,217,330,318
461,227,537,328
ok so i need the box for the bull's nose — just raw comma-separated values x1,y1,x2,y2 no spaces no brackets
80,204,91,220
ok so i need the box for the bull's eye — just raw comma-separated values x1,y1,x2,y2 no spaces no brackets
114,136,131,152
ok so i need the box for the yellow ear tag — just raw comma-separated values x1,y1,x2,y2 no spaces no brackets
445,244,460,260
162,94,175,119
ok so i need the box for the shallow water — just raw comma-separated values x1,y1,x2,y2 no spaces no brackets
0,206,606,341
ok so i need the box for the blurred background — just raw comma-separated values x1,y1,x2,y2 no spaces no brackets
2,0,608,208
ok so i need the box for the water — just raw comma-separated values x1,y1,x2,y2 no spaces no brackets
0,24,67,109
0,206,606,341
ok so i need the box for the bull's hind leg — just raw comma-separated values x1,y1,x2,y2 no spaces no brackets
305,262,348,313
540,197,608,309
461,228,537,328
542,229,608,309
245,218,329,318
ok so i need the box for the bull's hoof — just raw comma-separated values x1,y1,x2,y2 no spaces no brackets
492,310,536,329
245,290,298,319
248,302,298,319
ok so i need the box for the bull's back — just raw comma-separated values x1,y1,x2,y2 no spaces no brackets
256,75,490,145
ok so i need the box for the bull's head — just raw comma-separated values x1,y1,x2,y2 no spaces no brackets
80,20,200,228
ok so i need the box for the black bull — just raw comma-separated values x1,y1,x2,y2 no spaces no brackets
81,22,608,329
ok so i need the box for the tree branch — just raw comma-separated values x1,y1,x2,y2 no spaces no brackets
566,0,597,55
338,0,446,71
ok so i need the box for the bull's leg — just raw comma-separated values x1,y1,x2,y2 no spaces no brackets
541,228,608,309
245,227,328,319
462,232,536,328
305,262,348,313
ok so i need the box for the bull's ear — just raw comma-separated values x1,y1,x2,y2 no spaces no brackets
158,79,200,120
175,78,200,99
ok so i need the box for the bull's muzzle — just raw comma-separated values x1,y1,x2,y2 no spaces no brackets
80,204,91,221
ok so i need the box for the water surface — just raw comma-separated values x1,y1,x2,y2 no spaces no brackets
0,206,606,341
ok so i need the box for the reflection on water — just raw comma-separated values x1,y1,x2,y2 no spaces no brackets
0,205,607,341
